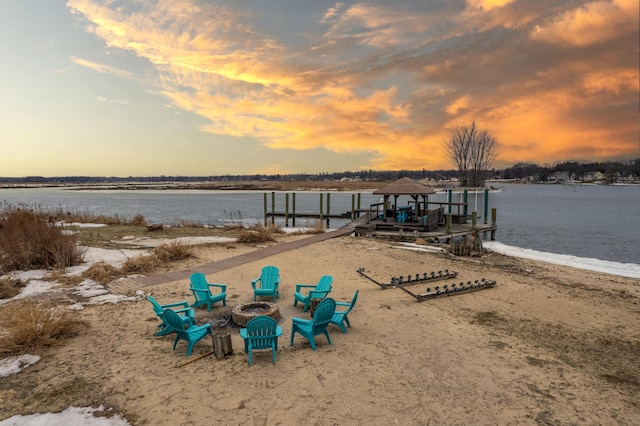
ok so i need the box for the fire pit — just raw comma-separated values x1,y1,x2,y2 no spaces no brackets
231,302,281,327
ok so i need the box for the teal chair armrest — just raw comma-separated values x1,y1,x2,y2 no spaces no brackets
275,326,283,336
251,278,260,289
295,284,316,292
292,317,312,326
173,307,194,315
160,300,190,309
189,323,211,332
208,283,227,291
335,301,350,307
309,290,330,299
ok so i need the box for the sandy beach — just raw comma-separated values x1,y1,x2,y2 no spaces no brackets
1,233,639,425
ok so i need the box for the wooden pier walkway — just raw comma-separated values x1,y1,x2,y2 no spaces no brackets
105,223,359,294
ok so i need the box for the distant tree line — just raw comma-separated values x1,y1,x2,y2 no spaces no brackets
499,159,640,182
0,158,638,185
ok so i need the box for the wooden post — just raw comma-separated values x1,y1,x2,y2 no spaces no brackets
447,189,452,214
484,188,489,224
263,193,267,226
326,193,331,228
491,208,497,240
309,299,322,316
446,213,452,232
285,193,289,227
463,189,468,217
351,194,355,219
271,192,275,226
212,331,233,359
472,211,477,229
357,193,361,213
292,192,296,227
319,193,324,226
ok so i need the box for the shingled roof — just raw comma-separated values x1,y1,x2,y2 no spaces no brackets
373,177,436,196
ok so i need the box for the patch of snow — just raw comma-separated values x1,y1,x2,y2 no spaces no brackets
14,280,59,299
484,241,640,279
112,236,236,247
85,294,140,305
55,222,108,228
394,242,447,253
0,405,131,426
0,354,41,377
81,247,145,268
70,280,110,298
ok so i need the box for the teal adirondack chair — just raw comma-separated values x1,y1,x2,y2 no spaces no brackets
189,272,227,311
147,295,195,336
290,298,336,351
330,290,359,334
239,316,283,365
251,266,280,301
163,308,213,356
293,275,333,311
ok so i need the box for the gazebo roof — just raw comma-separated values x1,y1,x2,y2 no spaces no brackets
373,177,436,196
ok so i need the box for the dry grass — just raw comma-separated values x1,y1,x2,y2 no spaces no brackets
42,270,84,288
153,241,193,262
0,278,21,299
0,300,89,355
80,242,194,284
237,225,278,243
119,254,159,275
470,309,640,396
82,261,119,284
0,209,84,273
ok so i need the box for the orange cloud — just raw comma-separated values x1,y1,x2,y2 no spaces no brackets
67,0,639,173
466,0,516,12
531,0,639,47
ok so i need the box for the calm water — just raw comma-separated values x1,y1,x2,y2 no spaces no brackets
1,184,638,265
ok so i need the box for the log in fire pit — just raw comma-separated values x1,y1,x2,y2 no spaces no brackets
231,302,281,327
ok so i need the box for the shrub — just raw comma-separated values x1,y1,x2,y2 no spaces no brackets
120,254,159,275
129,214,147,226
0,300,88,355
0,209,84,273
81,261,119,284
0,278,21,299
153,242,193,262
237,225,277,243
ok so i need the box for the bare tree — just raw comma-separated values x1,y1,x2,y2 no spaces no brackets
445,121,497,188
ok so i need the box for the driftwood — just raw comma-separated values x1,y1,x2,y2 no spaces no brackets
176,351,214,367
147,224,164,232
212,331,233,359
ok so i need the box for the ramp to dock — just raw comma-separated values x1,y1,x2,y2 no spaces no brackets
106,224,358,294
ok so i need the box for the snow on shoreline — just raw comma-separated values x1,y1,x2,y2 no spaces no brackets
484,241,640,279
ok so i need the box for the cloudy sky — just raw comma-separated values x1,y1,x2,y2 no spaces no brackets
1,0,638,177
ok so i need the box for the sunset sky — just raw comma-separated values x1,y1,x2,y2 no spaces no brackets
1,0,638,177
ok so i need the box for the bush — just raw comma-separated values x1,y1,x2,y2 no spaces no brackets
0,209,84,273
120,254,160,275
0,300,88,355
0,278,21,299
81,261,119,284
129,214,147,226
153,242,193,262
237,225,277,243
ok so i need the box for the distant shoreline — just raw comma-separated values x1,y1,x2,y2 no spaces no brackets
0,180,385,192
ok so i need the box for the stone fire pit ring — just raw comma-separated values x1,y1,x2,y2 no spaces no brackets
231,302,281,327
